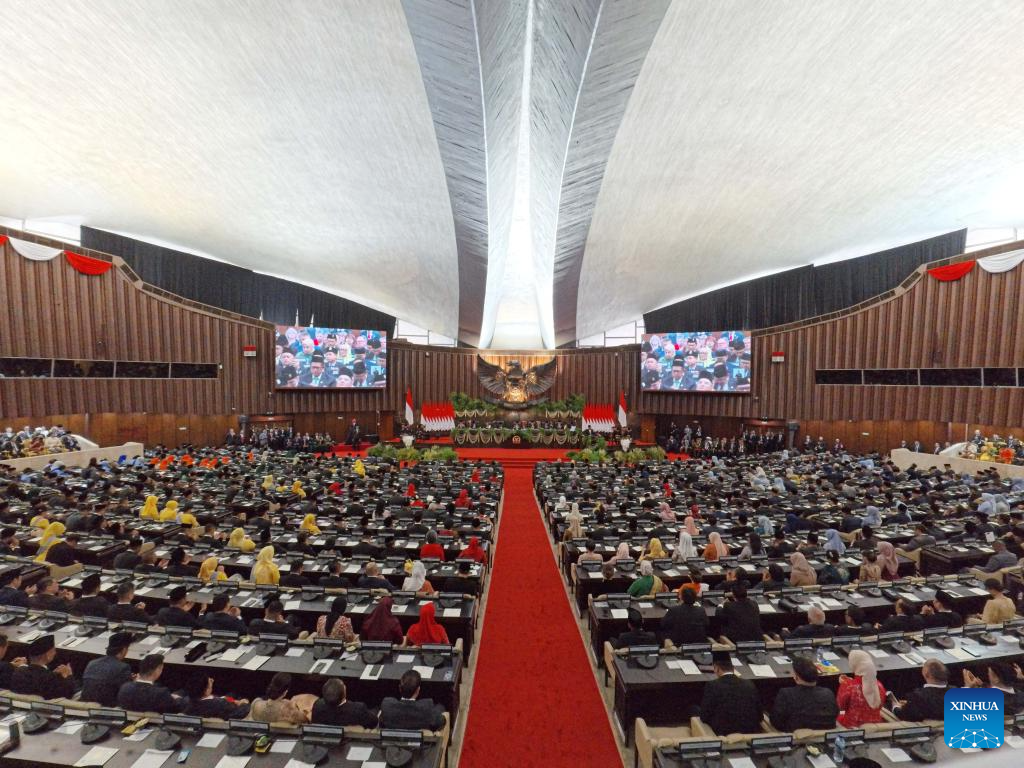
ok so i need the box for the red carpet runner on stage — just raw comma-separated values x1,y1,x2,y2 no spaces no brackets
459,465,621,768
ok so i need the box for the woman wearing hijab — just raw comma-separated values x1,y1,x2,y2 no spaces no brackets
837,650,886,726
627,560,665,597
300,514,321,535
861,506,882,527
140,495,159,520
454,488,470,508
34,521,66,562
640,537,668,561
563,505,584,542
360,597,404,644
739,533,765,560
406,602,449,646
402,561,435,595
702,532,729,561
458,537,488,565
251,546,281,585
789,552,818,587
199,556,227,582
261,475,275,490
657,502,677,523
823,529,847,555
607,542,632,565
876,541,900,580
290,480,306,498
228,527,256,553
29,510,50,529
683,516,700,536
673,532,698,562
316,596,356,642
159,500,179,522
756,516,774,537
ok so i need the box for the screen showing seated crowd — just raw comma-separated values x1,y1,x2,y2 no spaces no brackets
640,331,751,392
274,326,387,389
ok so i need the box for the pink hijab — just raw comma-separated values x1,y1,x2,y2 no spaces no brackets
847,650,882,708
877,541,899,579
684,516,699,536
658,502,677,522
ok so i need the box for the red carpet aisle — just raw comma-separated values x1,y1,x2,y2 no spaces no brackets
459,465,620,768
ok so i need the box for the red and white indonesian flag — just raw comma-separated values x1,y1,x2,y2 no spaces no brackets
618,391,628,428
405,387,415,425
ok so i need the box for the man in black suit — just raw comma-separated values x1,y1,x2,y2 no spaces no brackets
72,573,110,618
248,599,300,639
201,593,247,634
10,635,76,699
878,598,924,633
155,585,200,629
280,559,310,588
611,608,658,649
352,530,383,559
357,562,392,592
27,577,74,613
112,538,143,570
117,653,183,713
81,632,134,706
107,582,153,625
699,651,762,735
893,659,948,721
659,587,709,645
318,561,352,589
788,605,834,639
312,678,378,728
0,634,26,690
716,583,763,642
769,655,839,731
183,674,250,719
379,670,445,731
0,568,29,608
921,591,963,629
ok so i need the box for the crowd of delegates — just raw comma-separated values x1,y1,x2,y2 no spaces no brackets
662,424,787,456
0,425,79,459
957,430,1024,465
225,427,338,452
273,326,386,388
539,448,1024,731
640,332,751,392
0,447,498,726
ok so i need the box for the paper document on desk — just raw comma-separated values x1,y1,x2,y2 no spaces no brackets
413,665,435,679
219,647,246,662
748,664,775,677
360,664,383,680
757,603,777,613
284,600,301,611
242,654,270,670
442,608,461,617
130,749,174,768
945,647,975,661
610,609,628,619
214,757,251,768
270,740,297,754
75,746,119,766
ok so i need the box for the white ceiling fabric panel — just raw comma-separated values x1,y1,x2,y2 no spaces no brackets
0,0,459,335
576,0,1024,338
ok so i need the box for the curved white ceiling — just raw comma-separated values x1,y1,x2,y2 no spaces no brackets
0,0,460,336
576,0,1024,338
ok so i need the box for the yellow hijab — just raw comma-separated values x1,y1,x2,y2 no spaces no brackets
291,480,306,498
252,546,280,585
199,556,226,582
228,527,256,552
140,495,159,520
300,513,321,535
353,459,365,477
261,474,275,490
159,499,179,522
35,521,66,562
640,537,667,561
29,514,49,529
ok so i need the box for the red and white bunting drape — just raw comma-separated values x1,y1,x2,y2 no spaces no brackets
926,248,1024,281
0,234,112,275
581,404,616,433
421,402,455,432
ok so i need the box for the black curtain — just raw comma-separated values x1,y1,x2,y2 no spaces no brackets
644,230,966,332
82,227,395,333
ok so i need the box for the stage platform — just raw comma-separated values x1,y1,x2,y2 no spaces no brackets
1,442,144,471
890,447,1024,479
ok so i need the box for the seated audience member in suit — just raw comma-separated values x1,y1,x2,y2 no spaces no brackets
921,590,963,629
770,655,840,731
964,663,1024,715
112,538,144,570
312,678,378,728
27,577,74,613
660,586,709,645
837,650,886,727
249,672,310,724
352,529,384,559
107,582,154,625
977,578,1017,624
760,563,788,592
183,674,251,719
318,560,353,589
442,560,478,595
0,634,26,690
117,653,183,714
379,670,446,731
789,605,833,638
81,632,134,706
978,540,1017,573
834,606,871,636
0,568,29,608
407,511,429,536
767,529,795,558
249,599,300,639
700,651,762,735
893,659,949,721
878,598,924,633
156,585,200,628
11,635,75,699
201,593,248,634
611,608,657,649
280,559,310,588
72,573,111,618
0,528,20,556
44,532,81,567
164,547,196,578
717,583,763,642
358,561,393,592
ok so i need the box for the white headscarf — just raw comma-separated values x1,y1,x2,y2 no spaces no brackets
675,531,697,561
847,649,881,709
403,561,427,592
